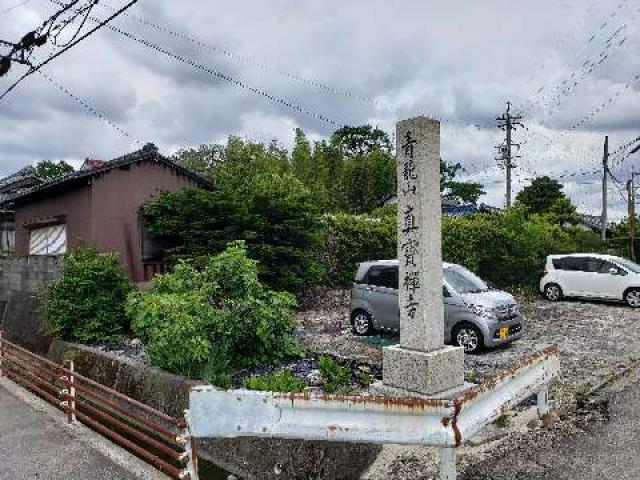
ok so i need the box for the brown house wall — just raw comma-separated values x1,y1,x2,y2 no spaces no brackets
89,161,198,282
14,185,92,254
14,160,201,282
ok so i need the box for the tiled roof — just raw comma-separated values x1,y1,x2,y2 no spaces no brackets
0,165,38,190
4,143,213,204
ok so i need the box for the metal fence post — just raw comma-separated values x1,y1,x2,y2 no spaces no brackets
64,359,76,423
439,447,457,480
182,409,199,480
537,387,549,418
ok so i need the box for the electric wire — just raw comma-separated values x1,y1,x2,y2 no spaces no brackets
36,68,142,145
0,0,141,102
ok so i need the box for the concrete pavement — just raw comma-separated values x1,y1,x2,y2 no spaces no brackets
0,381,139,480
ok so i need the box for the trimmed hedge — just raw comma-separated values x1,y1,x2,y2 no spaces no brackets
321,213,396,287
321,207,602,291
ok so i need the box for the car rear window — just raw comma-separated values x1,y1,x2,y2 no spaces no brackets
364,266,399,289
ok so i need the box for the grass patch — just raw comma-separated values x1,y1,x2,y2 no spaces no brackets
243,369,307,393
356,335,398,348
318,356,353,394
495,413,510,428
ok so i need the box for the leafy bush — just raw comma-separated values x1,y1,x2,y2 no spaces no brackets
321,205,601,291
322,213,396,286
141,172,324,293
243,370,306,393
40,247,134,343
318,356,352,394
126,242,300,380
442,207,576,290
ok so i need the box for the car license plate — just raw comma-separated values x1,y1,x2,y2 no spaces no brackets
498,327,509,339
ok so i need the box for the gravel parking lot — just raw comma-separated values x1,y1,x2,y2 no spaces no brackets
296,289,640,414
296,290,640,479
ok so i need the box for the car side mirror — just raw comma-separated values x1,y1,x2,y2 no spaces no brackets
609,268,620,275
443,286,451,297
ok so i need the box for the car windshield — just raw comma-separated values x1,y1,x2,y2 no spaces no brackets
443,265,489,294
613,257,640,274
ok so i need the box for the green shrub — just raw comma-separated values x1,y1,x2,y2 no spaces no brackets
40,247,134,343
126,242,300,379
321,205,597,291
243,370,307,393
140,172,324,293
322,213,396,286
442,207,576,290
318,356,352,394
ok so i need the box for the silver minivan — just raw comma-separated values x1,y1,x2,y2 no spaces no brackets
350,260,523,353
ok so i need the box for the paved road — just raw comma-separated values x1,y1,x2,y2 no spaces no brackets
0,383,135,480
462,367,640,480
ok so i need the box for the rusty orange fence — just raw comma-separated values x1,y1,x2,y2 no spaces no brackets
0,331,195,480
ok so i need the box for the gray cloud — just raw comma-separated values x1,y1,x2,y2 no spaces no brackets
1,0,639,219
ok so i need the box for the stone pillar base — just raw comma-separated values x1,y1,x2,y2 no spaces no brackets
381,345,464,396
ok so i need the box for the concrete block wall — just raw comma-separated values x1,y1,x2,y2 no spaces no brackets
0,256,61,299
0,256,61,353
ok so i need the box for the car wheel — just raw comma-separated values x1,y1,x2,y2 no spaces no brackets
625,288,640,308
543,283,563,301
351,310,374,336
454,323,483,354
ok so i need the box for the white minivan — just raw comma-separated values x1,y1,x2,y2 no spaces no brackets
540,253,640,307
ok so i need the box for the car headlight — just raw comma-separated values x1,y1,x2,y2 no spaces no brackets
467,304,496,319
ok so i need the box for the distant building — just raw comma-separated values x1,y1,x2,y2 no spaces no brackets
0,166,43,255
573,213,602,232
80,158,106,171
378,193,480,217
2,144,212,282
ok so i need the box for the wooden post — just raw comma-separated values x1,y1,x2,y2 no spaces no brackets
64,359,76,423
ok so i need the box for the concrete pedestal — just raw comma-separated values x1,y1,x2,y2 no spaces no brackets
381,345,464,395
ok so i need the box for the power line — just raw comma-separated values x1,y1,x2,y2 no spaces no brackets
96,1,382,110
522,0,633,115
0,0,141,103
95,0,500,137
36,68,142,145
46,0,344,128
2,0,30,13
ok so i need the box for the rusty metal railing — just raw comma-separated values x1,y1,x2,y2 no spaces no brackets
189,346,560,480
0,332,196,480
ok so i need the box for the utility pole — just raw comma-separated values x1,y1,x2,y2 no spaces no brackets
628,172,636,260
495,101,524,208
601,136,609,243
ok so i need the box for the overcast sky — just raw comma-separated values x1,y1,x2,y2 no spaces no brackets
1,0,639,219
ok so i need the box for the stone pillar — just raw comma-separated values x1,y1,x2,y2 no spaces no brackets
381,117,464,396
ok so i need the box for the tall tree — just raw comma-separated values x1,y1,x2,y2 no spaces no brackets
440,159,462,192
516,176,566,214
331,125,392,157
172,144,226,176
291,128,314,186
444,181,486,204
34,160,74,181
312,139,344,211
